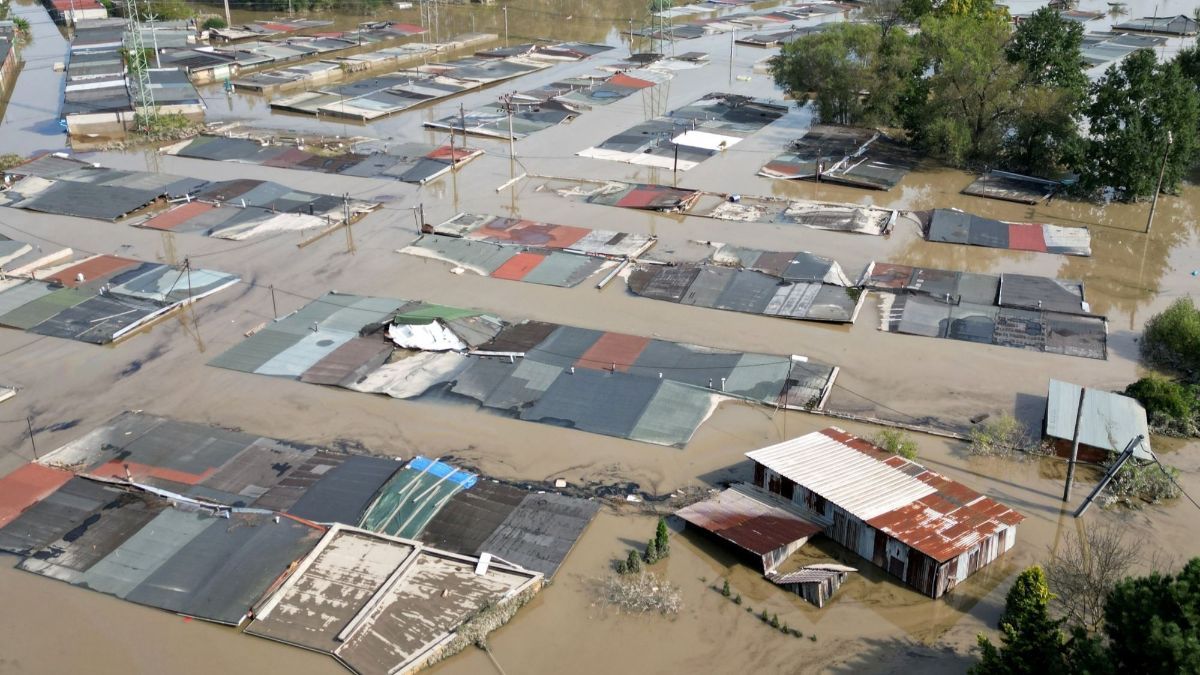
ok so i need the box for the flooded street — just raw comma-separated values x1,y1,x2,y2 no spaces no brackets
1,0,1200,672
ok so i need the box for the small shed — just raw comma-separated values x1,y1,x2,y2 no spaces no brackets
767,563,857,608
1045,379,1152,462
675,483,823,574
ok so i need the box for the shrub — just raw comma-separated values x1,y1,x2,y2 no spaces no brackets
655,517,671,559
721,579,731,597
873,428,919,460
202,16,228,30
1124,374,1200,437
770,614,780,628
734,593,742,605
1141,298,1200,380
760,609,769,622
968,414,1030,457
644,538,658,564
624,549,642,574
1105,457,1180,505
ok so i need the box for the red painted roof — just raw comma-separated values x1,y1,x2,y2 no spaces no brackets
491,251,546,281
88,459,217,486
608,73,655,90
142,201,215,231
44,255,140,287
576,332,649,372
389,23,426,34
470,217,590,249
0,463,73,528
1007,223,1048,253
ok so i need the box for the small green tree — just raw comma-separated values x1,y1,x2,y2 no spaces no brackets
644,537,658,564
655,517,670,559
202,16,228,30
770,614,781,628
760,608,770,622
1141,298,1200,380
625,549,642,574
973,566,1071,674
721,579,731,597
873,428,919,460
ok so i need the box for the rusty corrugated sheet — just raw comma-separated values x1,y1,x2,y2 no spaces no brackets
142,201,215,231
676,483,822,556
576,332,650,373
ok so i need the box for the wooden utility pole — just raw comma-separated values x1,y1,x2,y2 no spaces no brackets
1063,387,1087,502
1146,131,1174,233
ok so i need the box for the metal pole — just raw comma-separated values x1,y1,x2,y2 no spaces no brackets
223,0,231,29
270,284,277,318
459,102,467,166
419,202,425,231
729,29,734,84
1063,387,1087,502
506,93,515,179
1074,435,1143,518
26,416,38,460
503,6,508,47
629,18,634,53
672,141,679,185
1146,131,1173,234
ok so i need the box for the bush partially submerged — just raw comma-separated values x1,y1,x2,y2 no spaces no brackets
968,414,1032,457
1124,374,1200,437
873,428,919,460
1141,298,1200,380
1104,456,1180,505
596,572,681,615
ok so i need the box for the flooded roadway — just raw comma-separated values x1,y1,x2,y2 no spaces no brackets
1,0,1199,672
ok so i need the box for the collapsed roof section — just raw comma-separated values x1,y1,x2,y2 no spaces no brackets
759,125,917,190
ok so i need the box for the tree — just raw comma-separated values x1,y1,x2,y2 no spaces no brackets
644,537,658,564
721,579,730,597
1177,45,1200,90
901,15,1022,167
967,414,1031,457
1079,50,1200,200
771,23,921,126
973,566,1073,674
1141,298,1200,380
1045,523,1141,633
655,517,670,559
625,549,642,574
1001,7,1087,175
1125,374,1200,437
202,16,228,30
1104,558,1200,672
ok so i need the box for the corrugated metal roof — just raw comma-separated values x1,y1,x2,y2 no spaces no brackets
748,427,1024,563
768,563,855,585
746,428,938,521
676,483,822,556
1046,380,1152,459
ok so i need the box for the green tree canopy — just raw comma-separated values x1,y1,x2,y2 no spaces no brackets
974,566,1072,674
770,23,920,126
1104,558,1200,672
1141,297,1200,380
901,14,1021,167
1079,49,1200,200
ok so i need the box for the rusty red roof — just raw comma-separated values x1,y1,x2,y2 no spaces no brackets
676,483,822,556
43,255,140,287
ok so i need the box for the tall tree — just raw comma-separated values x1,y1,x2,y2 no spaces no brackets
1079,49,1200,200
1104,558,1200,672
901,14,1021,166
771,24,883,125
1000,7,1087,175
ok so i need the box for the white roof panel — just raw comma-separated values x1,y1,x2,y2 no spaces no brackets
745,428,937,521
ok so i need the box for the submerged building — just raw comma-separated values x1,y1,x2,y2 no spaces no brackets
745,427,1023,598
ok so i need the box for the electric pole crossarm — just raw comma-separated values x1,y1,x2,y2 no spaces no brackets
1073,434,1144,518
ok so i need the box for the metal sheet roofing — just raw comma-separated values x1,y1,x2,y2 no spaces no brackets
746,428,1024,562
676,483,823,556
746,428,940,521
0,464,74,529
1046,380,1152,459
286,455,401,525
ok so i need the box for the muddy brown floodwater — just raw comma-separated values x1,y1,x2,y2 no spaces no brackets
1,0,1200,672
